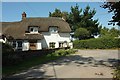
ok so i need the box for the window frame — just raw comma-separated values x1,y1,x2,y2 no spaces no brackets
17,41,22,48
59,42,64,48
49,42,56,48
29,26,39,33
12,41,16,48
49,26,58,33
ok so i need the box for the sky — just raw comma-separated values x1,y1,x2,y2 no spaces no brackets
2,2,116,29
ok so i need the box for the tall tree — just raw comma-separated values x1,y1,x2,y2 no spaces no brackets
101,1,120,26
67,4,82,31
49,8,62,17
49,4,101,39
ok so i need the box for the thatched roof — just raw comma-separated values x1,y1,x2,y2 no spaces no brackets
1,17,71,40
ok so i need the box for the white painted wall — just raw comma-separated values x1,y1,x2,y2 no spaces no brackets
41,32,71,49
0,38,6,43
22,40,29,51
22,40,42,51
37,40,42,50
69,42,73,49
9,32,72,51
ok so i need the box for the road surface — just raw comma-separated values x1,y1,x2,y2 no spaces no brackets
8,49,120,79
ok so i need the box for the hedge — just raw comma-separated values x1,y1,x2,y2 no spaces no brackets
73,37,120,49
2,42,75,66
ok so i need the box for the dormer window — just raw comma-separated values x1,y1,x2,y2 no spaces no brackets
49,26,58,33
29,26,38,33
30,28,34,32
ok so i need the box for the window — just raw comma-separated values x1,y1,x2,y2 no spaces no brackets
34,28,38,32
59,42,64,48
17,41,22,47
29,27,38,33
30,28,34,32
12,41,16,48
49,27,58,33
49,42,55,48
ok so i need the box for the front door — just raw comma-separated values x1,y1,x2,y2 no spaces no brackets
29,40,37,50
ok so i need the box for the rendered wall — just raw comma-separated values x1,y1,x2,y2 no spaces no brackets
37,40,42,50
41,32,71,48
22,40,29,51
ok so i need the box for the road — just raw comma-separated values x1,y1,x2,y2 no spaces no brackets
9,49,119,79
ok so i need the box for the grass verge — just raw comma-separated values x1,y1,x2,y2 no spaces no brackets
2,49,76,77
2,53,60,77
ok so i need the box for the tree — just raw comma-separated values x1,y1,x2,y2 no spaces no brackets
49,8,62,17
109,27,120,37
101,1,120,26
100,27,120,37
69,5,100,37
100,27,109,37
74,28,90,40
49,4,101,39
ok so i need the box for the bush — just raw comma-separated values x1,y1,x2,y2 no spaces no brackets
2,43,23,66
113,66,120,80
73,37,120,49
51,49,76,56
2,43,14,54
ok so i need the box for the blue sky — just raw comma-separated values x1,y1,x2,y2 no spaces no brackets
2,2,115,28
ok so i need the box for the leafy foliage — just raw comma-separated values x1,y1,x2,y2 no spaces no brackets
2,43,14,54
74,28,90,40
49,4,100,39
73,37,120,49
51,49,76,56
101,1,120,26
100,27,120,37
49,8,63,17
114,66,120,80
2,43,21,66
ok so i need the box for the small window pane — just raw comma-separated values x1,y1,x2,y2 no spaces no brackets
49,42,55,48
18,41,22,47
34,28,38,32
30,28,33,32
13,41,16,48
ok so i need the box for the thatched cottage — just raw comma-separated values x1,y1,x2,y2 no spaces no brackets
1,12,73,51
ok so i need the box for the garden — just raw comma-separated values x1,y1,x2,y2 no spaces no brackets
2,42,76,77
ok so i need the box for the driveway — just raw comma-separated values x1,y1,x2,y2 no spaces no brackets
8,49,119,79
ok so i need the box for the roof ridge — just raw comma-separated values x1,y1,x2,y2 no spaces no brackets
27,17,62,19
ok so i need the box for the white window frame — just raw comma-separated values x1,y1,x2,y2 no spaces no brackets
29,27,38,33
49,26,58,33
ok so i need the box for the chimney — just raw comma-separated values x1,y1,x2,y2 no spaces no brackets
22,12,26,20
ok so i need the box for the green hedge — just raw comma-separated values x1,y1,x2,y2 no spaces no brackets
2,43,22,66
51,49,76,56
73,37,120,49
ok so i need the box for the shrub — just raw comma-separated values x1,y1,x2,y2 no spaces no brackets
51,49,76,57
66,49,76,54
113,66,120,80
2,43,23,66
73,37,120,49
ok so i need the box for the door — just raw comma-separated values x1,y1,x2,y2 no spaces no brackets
29,41,37,50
